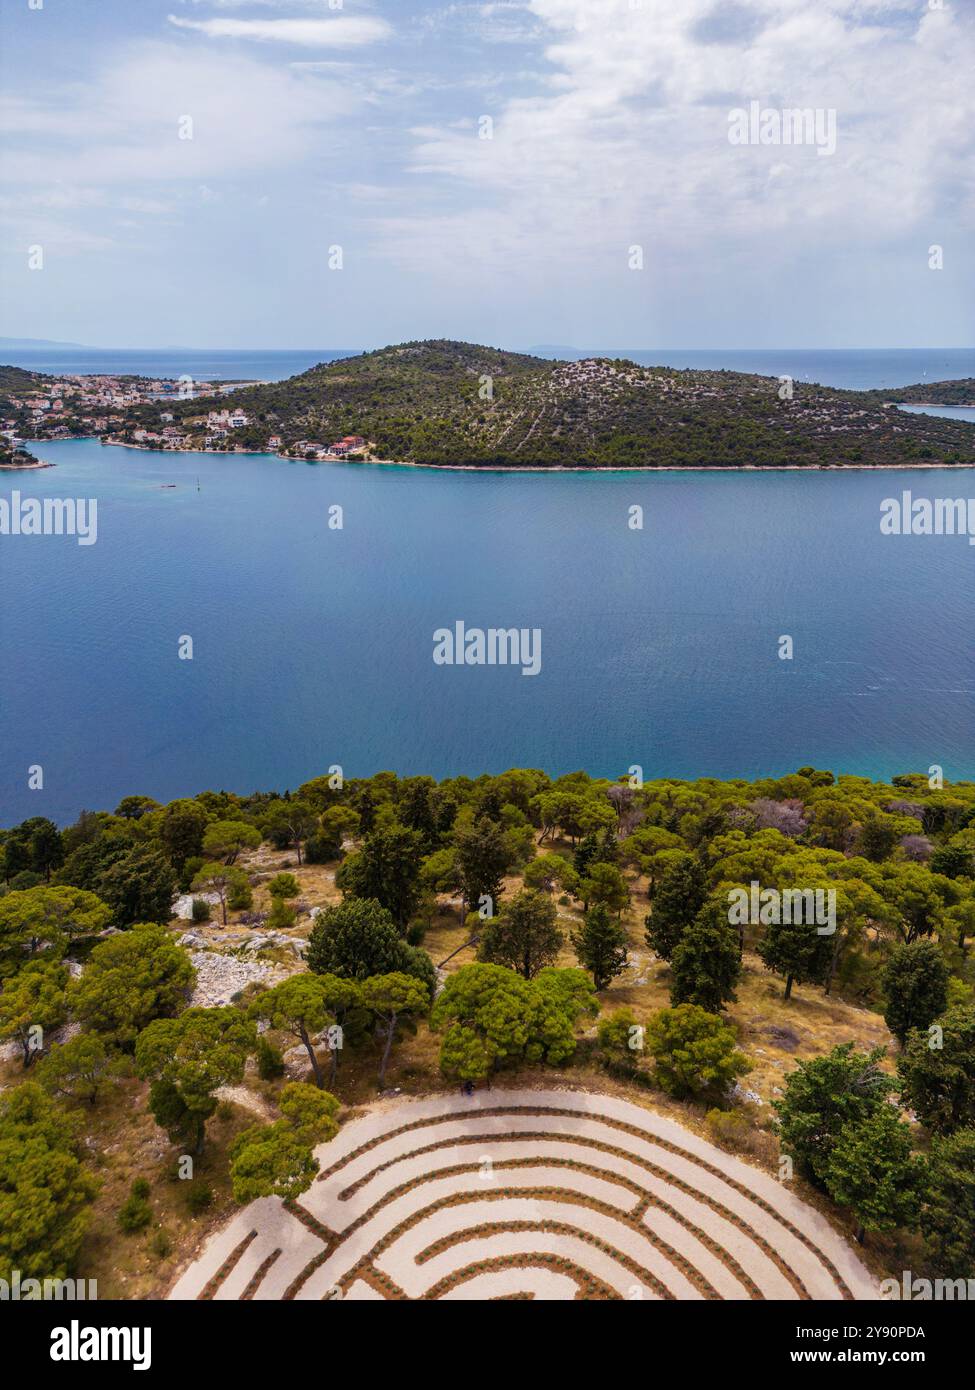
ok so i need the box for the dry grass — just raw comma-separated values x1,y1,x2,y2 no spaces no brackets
71,1077,259,1300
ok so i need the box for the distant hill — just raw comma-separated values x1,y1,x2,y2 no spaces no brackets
9,339,975,469
863,379,975,406
0,335,90,350
0,364,45,392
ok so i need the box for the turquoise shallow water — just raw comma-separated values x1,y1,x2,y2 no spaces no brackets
1,438,973,824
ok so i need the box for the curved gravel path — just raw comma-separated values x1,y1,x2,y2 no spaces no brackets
169,1088,879,1302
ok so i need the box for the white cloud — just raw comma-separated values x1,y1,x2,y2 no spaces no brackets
0,42,356,186
380,0,975,278
167,14,391,46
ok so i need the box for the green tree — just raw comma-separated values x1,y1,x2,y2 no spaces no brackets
774,1042,893,1188
644,1004,750,1099
94,843,177,926
523,852,578,896
573,831,601,880
335,823,423,928
524,967,598,1065
478,888,563,979
114,795,160,821
201,819,261,865
315,974,366,1084
455,817,509,914
158,798,209,871
857,814,900,862
190,862,248,926
920,1128,975,1278
0,1082,100,1280
929,844,973,880
277,1080,341,1145
824,1105,923,1243
670,899,741,1012
228,1083,340,1203
578,862,630,916
881,940,950,1045
249,975,337,1089
306,897,435,993
309,805,360,861
261,799,316,865
0,959,68,1066
897,1004,975,1134
431,962,595,1081
36,1034,113,1106
572,902,629,989
70,923,195,1048
361,972,430,1087
644,852,707,961
757,908,833,1001
135,1006,256,1154
0,885,111,971
1,816,63,882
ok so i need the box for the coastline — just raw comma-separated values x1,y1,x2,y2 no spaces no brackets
24,435,975,473
0,459,54,470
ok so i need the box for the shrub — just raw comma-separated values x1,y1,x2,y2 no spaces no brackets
645,1004,750,1100
190,898,211,923
131,1177,150,1200
149,1229,172,1258
185,1181,214,1215
268,873,299,899
228,880,253,911
268,898,297,931
705,1107,779,1163
118,1194,152,1234
597,1007,642,1070
256,1036,285,1080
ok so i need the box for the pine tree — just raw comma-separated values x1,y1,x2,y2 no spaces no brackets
881,939,950,1045
478,889,563,979
824,1105,923,1244
644,852,707,961
572,902,629,989
757,910,833,1001
669,898,741,1012
897,1004,975,1134
921,1128,975,1278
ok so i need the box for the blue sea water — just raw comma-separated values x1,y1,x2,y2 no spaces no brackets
3,346,974,390
1,438,973,825
0,348,356,383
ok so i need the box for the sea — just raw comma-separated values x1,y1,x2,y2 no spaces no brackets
1,416,973,824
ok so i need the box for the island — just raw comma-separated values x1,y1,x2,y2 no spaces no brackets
2,342,974,470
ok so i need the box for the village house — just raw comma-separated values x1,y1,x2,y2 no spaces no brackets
207,408,250,430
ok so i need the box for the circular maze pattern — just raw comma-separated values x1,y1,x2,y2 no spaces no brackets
170,1089,878,1301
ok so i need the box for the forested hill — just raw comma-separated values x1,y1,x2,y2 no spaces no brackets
153,339,975,467
863,378,975,406
8,339,975,467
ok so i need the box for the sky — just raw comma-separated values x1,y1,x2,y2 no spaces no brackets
0,0,972,350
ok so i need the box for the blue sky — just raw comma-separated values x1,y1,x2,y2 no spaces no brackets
1,0,972,350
